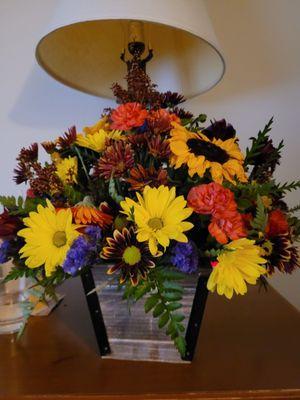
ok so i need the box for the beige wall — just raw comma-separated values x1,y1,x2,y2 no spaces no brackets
0,0,299,308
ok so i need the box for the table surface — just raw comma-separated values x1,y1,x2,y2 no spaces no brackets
1,277,300,400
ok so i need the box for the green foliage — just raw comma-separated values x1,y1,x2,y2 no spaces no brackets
288,204,300,214
64,186,84,205
109,178,125,204
288,216,300,240
2,266,38,283
124,266,187,357
245,117,274,166
275,180,300,194
185,114,207,130
251,196,267,232
143,267,187,358
0,195,42,215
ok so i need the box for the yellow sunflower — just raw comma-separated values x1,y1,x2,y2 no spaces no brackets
120,185,193,256
169,123,247,184
55,156,78,185
207,238,267,299
18,200,80,277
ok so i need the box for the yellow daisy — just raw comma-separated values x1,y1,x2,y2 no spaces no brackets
169,123,247,184
120,185,193,256
76,126,124,153
18,200,80,277
83,116,111,134
76,130,107,152
55,156,78,185
207,238,267,299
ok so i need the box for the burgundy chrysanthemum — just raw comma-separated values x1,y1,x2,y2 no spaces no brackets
94,141,134,180
101,227,155,285
13,161,33,184
126,133,148,149
57,126,77,149
16,143,38,163
41,140,57,154
172,107,193,120
126,164,168,191
268,233,300,274
160,91,185,107
146,135,171,160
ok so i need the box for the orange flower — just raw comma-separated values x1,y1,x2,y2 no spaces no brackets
111,102,148,131
147,108,180,134
72,201,113,228
209,212,247,244
187,182,237,216
265,209,289,238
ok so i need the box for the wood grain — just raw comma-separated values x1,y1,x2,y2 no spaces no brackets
0,277,299,399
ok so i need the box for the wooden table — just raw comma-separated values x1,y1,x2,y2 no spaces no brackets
1,277,300,400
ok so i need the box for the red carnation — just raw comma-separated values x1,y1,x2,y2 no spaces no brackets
265,209,289,238
111,102,148,131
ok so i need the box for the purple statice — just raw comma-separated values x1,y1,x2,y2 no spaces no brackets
62,236,93,276
84,226,102,246
62,226,102,276
170,240,199,274
0,240,10,264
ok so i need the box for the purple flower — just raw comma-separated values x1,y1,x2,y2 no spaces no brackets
62,227,102,276
84,226,102,245
170,240,199,274
0,240,10,264
62,236,94,276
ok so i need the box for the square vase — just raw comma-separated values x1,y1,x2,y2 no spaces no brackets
81,266,210,363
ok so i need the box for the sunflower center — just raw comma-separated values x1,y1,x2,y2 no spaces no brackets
52,231,67,248
148,217,163,230
187,138,230,164
122,245,142,266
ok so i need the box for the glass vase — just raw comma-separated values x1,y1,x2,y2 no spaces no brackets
0,261,27,334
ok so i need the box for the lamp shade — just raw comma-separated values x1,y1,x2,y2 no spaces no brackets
36,0,225,99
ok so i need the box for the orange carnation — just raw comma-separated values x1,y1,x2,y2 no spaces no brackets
187,182,237,216
111,102,148,131
265,209,289,238
209,212,247,244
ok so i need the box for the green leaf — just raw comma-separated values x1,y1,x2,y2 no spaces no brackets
167,302,182,311
172,313,185,323
163,292,182,302
134,283,151,301
153,302,165,317
159,269,185,281
251,195,267,231
162,281,183,292
166,321,176,336
158,311,169,328
144,294,159,313
174,336,187,357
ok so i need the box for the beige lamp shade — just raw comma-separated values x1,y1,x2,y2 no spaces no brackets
36,0,225,99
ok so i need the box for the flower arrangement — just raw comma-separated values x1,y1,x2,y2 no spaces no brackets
1,72,300,357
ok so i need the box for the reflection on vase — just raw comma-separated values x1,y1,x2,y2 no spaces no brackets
0,261,27,334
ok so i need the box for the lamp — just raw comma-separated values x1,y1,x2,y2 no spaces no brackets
35,0,225,99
